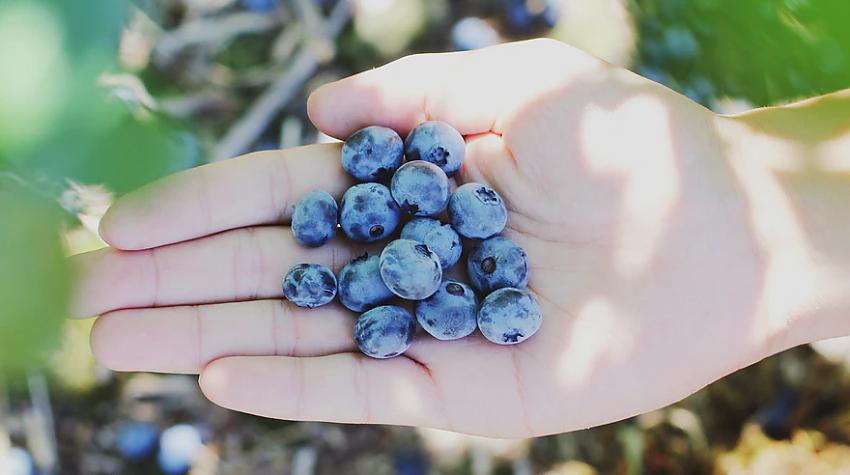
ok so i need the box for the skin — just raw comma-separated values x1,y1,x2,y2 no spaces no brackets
71,39,850,437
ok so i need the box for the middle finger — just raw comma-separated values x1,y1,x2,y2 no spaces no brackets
71,227,374,318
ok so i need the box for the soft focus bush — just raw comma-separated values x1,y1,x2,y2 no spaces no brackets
0,0,188,373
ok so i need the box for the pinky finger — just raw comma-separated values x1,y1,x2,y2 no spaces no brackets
199,354,450,430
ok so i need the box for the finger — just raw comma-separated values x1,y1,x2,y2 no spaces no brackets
458,132,514,185
71,227,374,318
100,144,352,251
199,354,451,429
307,39,593,139
90,300,356,374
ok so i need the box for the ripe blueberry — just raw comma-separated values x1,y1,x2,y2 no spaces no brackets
478,288,542,345
157,424,202,475
337,254,395,312
448,183,508,239
282,263,337,308
414,279,478,340
467,236,529,294
341,126,404,182
291,190,338,247
339,183,401,242
404,121,466,176
390,161,450,216
400,218,462,269
354,305,417,358
116,422,159,461
379,239,442,300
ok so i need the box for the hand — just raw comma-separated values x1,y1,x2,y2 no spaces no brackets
73,39,794,437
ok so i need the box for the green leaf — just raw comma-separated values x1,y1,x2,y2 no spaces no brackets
0,180,71,374
28,95,184,193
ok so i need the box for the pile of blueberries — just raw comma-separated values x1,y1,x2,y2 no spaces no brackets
283,122,542,359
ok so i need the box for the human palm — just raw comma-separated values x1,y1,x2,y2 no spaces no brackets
74,40,775,437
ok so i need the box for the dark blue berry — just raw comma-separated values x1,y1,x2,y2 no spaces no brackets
241,0,278,12
400,218,462,269
116,422,159,461
414,279,478,340
379,239,442,300
339,183,401,242
478,288,542,345
404,121,466,176
467,236,529,294
390,161,450,216
341,126,404,182
282,264,337,308
291,190,338,247
354,305,416,358
337,254,395,312
448,183,508,239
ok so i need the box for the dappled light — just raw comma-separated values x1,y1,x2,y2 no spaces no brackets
580,93,679,276
556,296,634,388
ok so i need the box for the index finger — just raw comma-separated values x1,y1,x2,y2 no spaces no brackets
100,143,351,251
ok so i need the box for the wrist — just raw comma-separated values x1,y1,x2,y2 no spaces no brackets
715,95,850,354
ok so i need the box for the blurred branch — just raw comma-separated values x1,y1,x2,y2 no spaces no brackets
25,371,57,474
271,22,304,63
154,11,284,66
291,446,317,475
292,0,326,45
158,90,237,118
211,0,352,161
99,73,159,113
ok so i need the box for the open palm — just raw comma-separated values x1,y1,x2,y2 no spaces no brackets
74,40,780,437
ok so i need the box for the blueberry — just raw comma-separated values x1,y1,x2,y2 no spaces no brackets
4,447,33,475
337,254,395,312
451,17,500,51
116,422,159,461
282,263,337,308
467,236,529,294
379,239,442,300
663,26,700,60
354,305,417,358
448,183,508,239
341,126,404,182
478,288,542,345
157,424,203,475
291,190,338,247
241,0,278,12
404,121,466,176
339,183,401,242
506,1,533,30
400,218,462,269
414,279,478,340
390,161,450,216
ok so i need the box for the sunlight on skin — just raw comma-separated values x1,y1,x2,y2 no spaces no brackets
816,133,850,172
556,296,635,388
580,94,680,277
389,366,432,421
418,428,530,456
723,122,821,352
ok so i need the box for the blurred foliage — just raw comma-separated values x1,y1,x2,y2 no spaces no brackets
0,0,193,374
633,0,850,106
0,180,69,375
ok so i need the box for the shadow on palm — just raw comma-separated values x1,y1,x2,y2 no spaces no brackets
406,70,768,437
